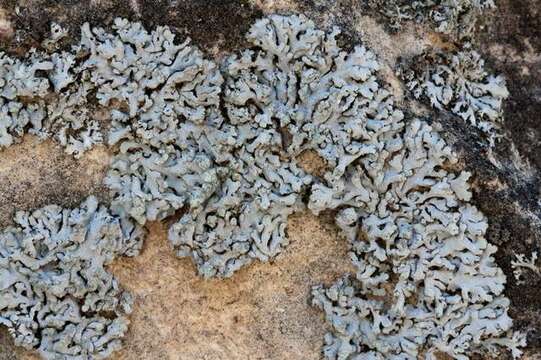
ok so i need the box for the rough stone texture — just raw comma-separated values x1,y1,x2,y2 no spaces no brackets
0,0,539,359
111,214,352,360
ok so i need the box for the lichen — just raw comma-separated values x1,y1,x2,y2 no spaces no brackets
42,22,68,52
46,51,104,157
0,196,144,359
0,50,51,147
77,18,223,149
511,251,540,285
400,46,509,145
0,23,103,157
308,104,523,358
204,14,523,360
105,140,230,225
70,18,230,226
168,14,396,278
0,13,525,360
365,0,496,37
176,15,522,357
168,142,311,278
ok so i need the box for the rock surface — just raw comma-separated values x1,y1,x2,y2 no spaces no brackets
0,0,539,359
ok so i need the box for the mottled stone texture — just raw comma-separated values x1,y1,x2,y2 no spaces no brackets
0,0,539,359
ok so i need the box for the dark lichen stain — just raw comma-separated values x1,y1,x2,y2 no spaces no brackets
476,0,541,353
0,0,262,56
477,0,541,171
140,0,263,54
481,0,541,54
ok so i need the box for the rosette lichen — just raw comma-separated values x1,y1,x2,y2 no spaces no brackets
0,50,51,147
400,47,509,144
0,25,103,157
212,14,523,359
0,13,524,360
168,14,399,278
77,18,224,149
168,131,312,278
311,119,525,359
365,0,496,37
0,197,144,359
76,18,230,225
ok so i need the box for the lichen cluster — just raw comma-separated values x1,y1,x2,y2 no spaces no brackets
310,116,526,357
0,13,523,360
79,18,226,226
0,47,104,157
400,46,509,144
511,251,540,285
171,15,388,278
0,197,143,359
365,0,496,37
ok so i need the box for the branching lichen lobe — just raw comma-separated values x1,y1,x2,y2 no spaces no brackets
0,197,144,359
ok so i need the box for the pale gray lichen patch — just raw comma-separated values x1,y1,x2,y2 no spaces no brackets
400,46,509,145
169,135,312,278
75,18,228,226
511,251,541,285
169,14,389,278
0,196,144,359
0,13,525,359
78,18,223,149
207,14,529,360
0,50,51,148
222,14,387,166
0,24,103,158
311,119,526,359
105,140,230,225
72,17,306,278
365,0,496,37
46,53,104,157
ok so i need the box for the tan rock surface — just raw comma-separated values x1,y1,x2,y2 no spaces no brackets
110,213,352,360
0,135,111,228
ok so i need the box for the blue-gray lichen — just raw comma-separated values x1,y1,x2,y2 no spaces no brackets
311,120,526,359
105,139,231,225
511,251,540,285
77,18,223,149
0,50,51,147
175,14,523,357
0,23,103,157
365,0,496,37
169,14,393,278
0,196,144,359
76,18,227,225
0,13,525,360
401,47,509,144
168,137,311,278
